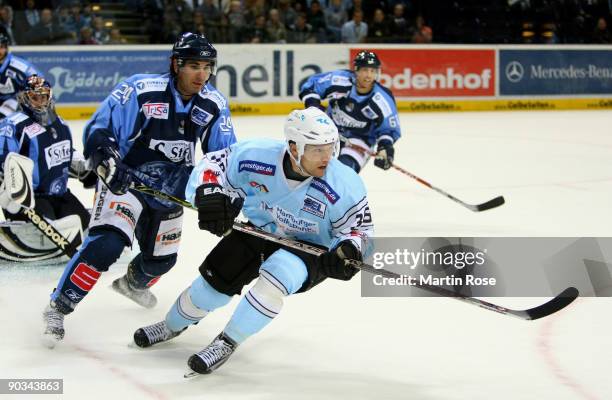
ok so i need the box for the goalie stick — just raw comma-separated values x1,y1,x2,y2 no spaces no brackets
130,183,578,321
341,138,505,212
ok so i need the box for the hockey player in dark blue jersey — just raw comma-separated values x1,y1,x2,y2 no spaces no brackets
0,33,43,118
299,50,401,173
42,33,237,349
0,76,91,259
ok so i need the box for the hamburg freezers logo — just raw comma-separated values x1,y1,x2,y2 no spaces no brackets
310,178,340,204
302,194,326,218
250,181,269,193
239,160,276,176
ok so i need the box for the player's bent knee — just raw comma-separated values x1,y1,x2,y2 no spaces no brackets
189,275,232,312
79,229,128,272
260,249,309,295
250,275,285,312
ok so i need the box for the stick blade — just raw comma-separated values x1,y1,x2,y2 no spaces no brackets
474,196,505,212
519,287,579,320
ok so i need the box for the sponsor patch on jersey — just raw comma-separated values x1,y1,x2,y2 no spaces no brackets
134,78,168,95
0,79,15,94
109,201,136,228
331,75,351,87
111,83,134,105
149,139,193,163
361,105,378,120
373,92,393,117
239,160,276,176
200,90,227,109
23,122,45,138
267,205,319,235
330,106,367,129
191,105,213,126
142,102,169,119
9,58,29,73
310,178,340,204
45,140,71,168
302,195,326,218
0,124,13,137
49,176,67,195
249,181,269,193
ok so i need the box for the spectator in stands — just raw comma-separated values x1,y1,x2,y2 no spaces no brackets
324,0,347,42
287,12,315,43
341,9,367,43
25,8,72,45
92,16,110,44
64,2,89,38
266,8,287,43
389,3,410,43
0,6,15,45
13,0,39,43
226,0,246,43
278,0,298,29
307,0,327,42
346,0,363,20
412,14,432,43
197,0,222,42
592,16,612,43
107,28,127,44
79,25,98,45
246,14,269,43
367,8,389,43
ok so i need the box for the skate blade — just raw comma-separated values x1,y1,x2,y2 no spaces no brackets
184,369,201,379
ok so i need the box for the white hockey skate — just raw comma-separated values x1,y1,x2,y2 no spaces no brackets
42,302,65,349
184,333,238,378
111,275,157,309
133,321,184,348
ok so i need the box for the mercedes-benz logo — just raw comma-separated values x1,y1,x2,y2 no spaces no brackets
505,61,524,83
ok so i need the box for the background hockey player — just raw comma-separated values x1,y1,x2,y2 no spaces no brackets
299,50,401,173
0,33,43,118
42,32,237,348
0,76,92,259
132,107,373,376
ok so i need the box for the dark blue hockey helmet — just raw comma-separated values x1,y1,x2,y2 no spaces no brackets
353,50,381,70
172,32,217,66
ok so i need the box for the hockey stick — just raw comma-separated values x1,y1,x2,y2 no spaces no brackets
130,183,577,321
2,154,79,258
341,138,505,212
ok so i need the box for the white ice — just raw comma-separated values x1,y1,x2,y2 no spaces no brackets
1,110,611,400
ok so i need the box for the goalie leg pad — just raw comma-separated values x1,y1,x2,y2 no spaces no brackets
50,229,128,312
223,250,308,343
165,276,231,332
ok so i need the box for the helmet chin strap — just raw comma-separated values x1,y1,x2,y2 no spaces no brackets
288,150,311,177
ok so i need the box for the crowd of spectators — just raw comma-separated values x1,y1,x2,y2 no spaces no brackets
0,0,611,45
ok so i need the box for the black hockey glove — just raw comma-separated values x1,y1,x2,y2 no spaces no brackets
304,98,326,112
91,147,133,195
373,140,394,171
318,241,361,281
195,183,239,237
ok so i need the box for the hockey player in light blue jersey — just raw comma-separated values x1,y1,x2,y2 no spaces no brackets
42,33,237,349
299,50,401,173
0,33,42,118
133,107,374,376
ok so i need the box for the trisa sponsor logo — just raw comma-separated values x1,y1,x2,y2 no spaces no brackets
110,201,136,227
48,66,127,100
45,140,71,168
156,227,182,245
149,139,193,163
142,102,169,119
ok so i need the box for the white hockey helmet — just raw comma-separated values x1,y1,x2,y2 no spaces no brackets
284,107,339,163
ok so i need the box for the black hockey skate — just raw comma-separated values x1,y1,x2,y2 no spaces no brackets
185,333,238,377
42,302,65,349
133,321,185,348
112,275,157,309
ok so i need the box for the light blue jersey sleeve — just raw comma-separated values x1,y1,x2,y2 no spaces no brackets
371,86,401,144
82,75,147,158
299,70,353,105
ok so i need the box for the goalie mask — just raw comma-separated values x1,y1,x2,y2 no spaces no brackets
17,75,57,125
